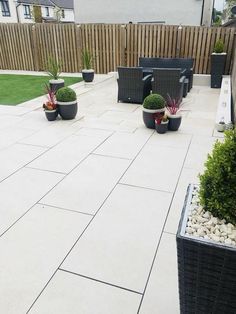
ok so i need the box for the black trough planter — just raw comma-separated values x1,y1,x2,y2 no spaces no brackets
177,184,236,314
82,70,94,83
45,109,58,121
168,115,182,131
57,101,78,120
211,53,227,88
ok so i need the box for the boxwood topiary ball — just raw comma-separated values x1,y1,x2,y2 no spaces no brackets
143,94,166,110
56,87,77,102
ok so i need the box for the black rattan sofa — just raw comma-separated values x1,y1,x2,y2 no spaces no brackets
117,67,152,104
152,68,185,102
139,57,194,91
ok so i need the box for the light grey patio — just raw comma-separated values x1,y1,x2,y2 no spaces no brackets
0,74,220,313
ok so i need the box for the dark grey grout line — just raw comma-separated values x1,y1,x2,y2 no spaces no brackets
92,152,132,161
118,182,173,194
25,166,67,176
15,141,51,149
137,135,193,314
0,129,115,240
38,203,94,217
58,269,143,296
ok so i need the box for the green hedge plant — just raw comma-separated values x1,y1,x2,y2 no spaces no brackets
46,56,62,80
56,87,77,102
143,94,166,110
199,129,236,224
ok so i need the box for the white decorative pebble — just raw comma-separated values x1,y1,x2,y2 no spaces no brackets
185,186,236,247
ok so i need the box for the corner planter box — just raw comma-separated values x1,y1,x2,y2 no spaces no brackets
211,53,227,88
176,184,236,314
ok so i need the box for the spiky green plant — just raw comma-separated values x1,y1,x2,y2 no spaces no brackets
81,49,93,69
46,56,62,80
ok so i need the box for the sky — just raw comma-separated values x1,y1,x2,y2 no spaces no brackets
214,0,225,11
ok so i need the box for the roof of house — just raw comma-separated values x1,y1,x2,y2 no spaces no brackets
50,0,74,9
17,0,53,6
17,0,74,9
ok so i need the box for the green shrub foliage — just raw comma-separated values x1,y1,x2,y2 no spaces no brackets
143,94,166,110
213,39,224,53
199,129,236,224
56,87,76,102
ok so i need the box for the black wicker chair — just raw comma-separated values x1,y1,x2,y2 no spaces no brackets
117,67,152,104
139,57,194,91
152,68,185,102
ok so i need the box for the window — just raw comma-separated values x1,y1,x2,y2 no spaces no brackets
45,6,49,17
0,0,10,17
23,5,31,19
61,9,65,18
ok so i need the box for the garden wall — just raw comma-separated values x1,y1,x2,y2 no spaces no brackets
0,23,235,74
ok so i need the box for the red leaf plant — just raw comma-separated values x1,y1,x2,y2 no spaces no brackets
166,94,182,115
43,84,57,111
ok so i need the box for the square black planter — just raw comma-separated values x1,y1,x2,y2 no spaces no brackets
211,53,227,88
176,184,236,314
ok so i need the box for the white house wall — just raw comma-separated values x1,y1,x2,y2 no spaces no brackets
74,0,206,25
61,9,74,22
0,0,17,23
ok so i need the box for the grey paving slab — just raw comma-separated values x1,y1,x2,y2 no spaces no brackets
0,126,36,150
121,142,187,193
19,119,82,148
61,184,172,292
0,143,47,181
29,270,141,314
0,168,64,235
94,128,152,159
139,232,179,314
41,154,131,214
28,133,112,173
164,167,200,235
0,204,91,314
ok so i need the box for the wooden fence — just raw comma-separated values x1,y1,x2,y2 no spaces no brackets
0,23,235,74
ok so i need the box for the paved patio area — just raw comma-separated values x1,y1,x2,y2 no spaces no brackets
0,74,221,313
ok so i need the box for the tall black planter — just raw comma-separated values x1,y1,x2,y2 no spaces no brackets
177,184,236,314
82,70,94,83
211,53,227,88
142,108,165,129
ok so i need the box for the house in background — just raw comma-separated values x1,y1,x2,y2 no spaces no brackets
74,0,214,26
0,0,74,23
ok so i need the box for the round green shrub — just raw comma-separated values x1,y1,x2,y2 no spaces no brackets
56,87,77,102
143,94,166,110
213,39,224,53
199,129,236,224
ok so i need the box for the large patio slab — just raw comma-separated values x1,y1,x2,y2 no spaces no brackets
0,73,221,313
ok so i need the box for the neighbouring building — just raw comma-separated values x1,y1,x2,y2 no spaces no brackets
0,0,74,23
74,0,214,26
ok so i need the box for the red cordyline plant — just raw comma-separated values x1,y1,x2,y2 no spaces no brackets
166,94,182,115
43,84,57,111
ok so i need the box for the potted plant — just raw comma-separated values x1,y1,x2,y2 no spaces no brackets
155,114,169,134
142,94,166,129
43,84,58,121
46,56,64,92
211,39,227,88
177,129,236,314
215,117,226,132
166,95,182,131
56,87,77,120
81,49,94,83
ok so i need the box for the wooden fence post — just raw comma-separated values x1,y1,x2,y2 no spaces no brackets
31,24,39,71
120,24,126,66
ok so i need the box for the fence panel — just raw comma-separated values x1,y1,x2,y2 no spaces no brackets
0,23,235,74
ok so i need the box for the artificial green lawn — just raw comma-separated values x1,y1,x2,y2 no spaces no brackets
0,74,83,105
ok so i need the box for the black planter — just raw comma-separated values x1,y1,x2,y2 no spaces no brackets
45,109,58,121
49,79,65,92
142,109,165,129
177,184,236,314
57,101,78,120
155,121,168,134
168,115,182,131
82,70,94,83
211,53,227,88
